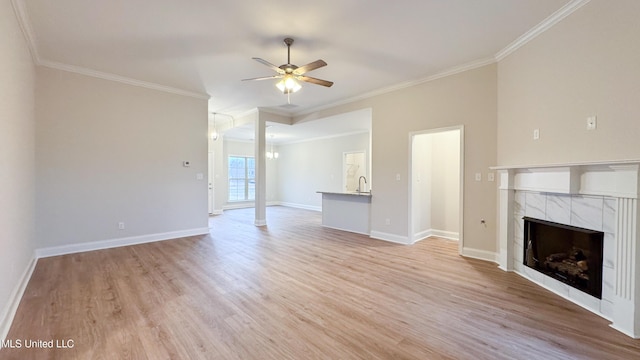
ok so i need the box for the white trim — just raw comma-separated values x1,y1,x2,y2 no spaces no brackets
412,229,459,243
10,1,210,101
491,158,640,171
38,60,210,100
296,58,495,117
35,228,210,258
224,202,256,210
461,247,499,264
428,229,460,241
277,202,322,212
10,0,40,63
412,230,432,243
11,0,209,100
0,255,37,342
369,231,410,245
495,0,591,61
279,130,370,146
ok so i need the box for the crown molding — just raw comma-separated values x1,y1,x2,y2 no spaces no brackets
495,0,591,61
280,129,370,146
295,56,496,117
256,107,295,119
12,0,209,100
39,60,210,100
297,0,591,117
12,0,591,111
11,0,40,63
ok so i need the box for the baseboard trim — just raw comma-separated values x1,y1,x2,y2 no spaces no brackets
369,231,411,245
461,247,499,263
0,255,37,341
429,229,459,241
35,227,210,259
277,202,322,212
413,229,460,243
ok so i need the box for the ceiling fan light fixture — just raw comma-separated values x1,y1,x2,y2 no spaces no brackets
276,75,301,94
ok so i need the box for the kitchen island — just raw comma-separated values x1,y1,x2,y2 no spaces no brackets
316,191,372,235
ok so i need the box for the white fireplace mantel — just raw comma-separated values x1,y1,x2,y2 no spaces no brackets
493,160,640,338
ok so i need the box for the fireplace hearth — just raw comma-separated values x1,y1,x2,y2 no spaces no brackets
523,217,604,299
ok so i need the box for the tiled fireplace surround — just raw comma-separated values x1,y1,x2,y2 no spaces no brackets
495,162,640,338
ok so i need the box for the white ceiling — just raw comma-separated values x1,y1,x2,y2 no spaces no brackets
18,0,575,141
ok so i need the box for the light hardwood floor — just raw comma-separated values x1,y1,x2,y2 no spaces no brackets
3,206,640,359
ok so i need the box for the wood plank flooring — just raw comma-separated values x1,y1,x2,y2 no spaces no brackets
3,206,640,359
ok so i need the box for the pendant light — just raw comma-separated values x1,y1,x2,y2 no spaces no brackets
266,134,279,160
210,112,219,141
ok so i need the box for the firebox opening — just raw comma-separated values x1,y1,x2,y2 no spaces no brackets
523,217,604,299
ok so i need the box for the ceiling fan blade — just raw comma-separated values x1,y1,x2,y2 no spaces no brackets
293,60,327,75
252,58,285,74
241,75,283,81
297,75,334,87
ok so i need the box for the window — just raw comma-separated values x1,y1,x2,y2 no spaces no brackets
228,156,255,201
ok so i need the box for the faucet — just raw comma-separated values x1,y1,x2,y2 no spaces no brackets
357,176,367,193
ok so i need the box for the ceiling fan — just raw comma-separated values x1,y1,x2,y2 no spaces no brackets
242,38,334,95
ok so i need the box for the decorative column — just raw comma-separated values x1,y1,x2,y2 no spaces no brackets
254,112,267,226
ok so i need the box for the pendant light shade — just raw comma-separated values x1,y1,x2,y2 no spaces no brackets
210,113,219,141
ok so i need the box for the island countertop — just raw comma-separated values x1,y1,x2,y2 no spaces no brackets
317,191,371,235
316,191,372,197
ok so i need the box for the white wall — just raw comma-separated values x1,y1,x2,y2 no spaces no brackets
0,0,36,339
277,132,371,210
412,134,433,235
498,0,640,166
430,130,460,234
35,67,209,249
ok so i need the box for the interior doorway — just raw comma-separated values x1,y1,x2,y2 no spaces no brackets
409,126,463,252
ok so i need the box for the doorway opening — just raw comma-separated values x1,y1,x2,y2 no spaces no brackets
409,126,463,252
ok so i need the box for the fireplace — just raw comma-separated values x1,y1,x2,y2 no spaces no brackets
523,217,604,299
495,163,640,337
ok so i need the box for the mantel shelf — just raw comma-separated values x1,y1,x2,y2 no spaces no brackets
494,162,639,199
491,159,640,171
